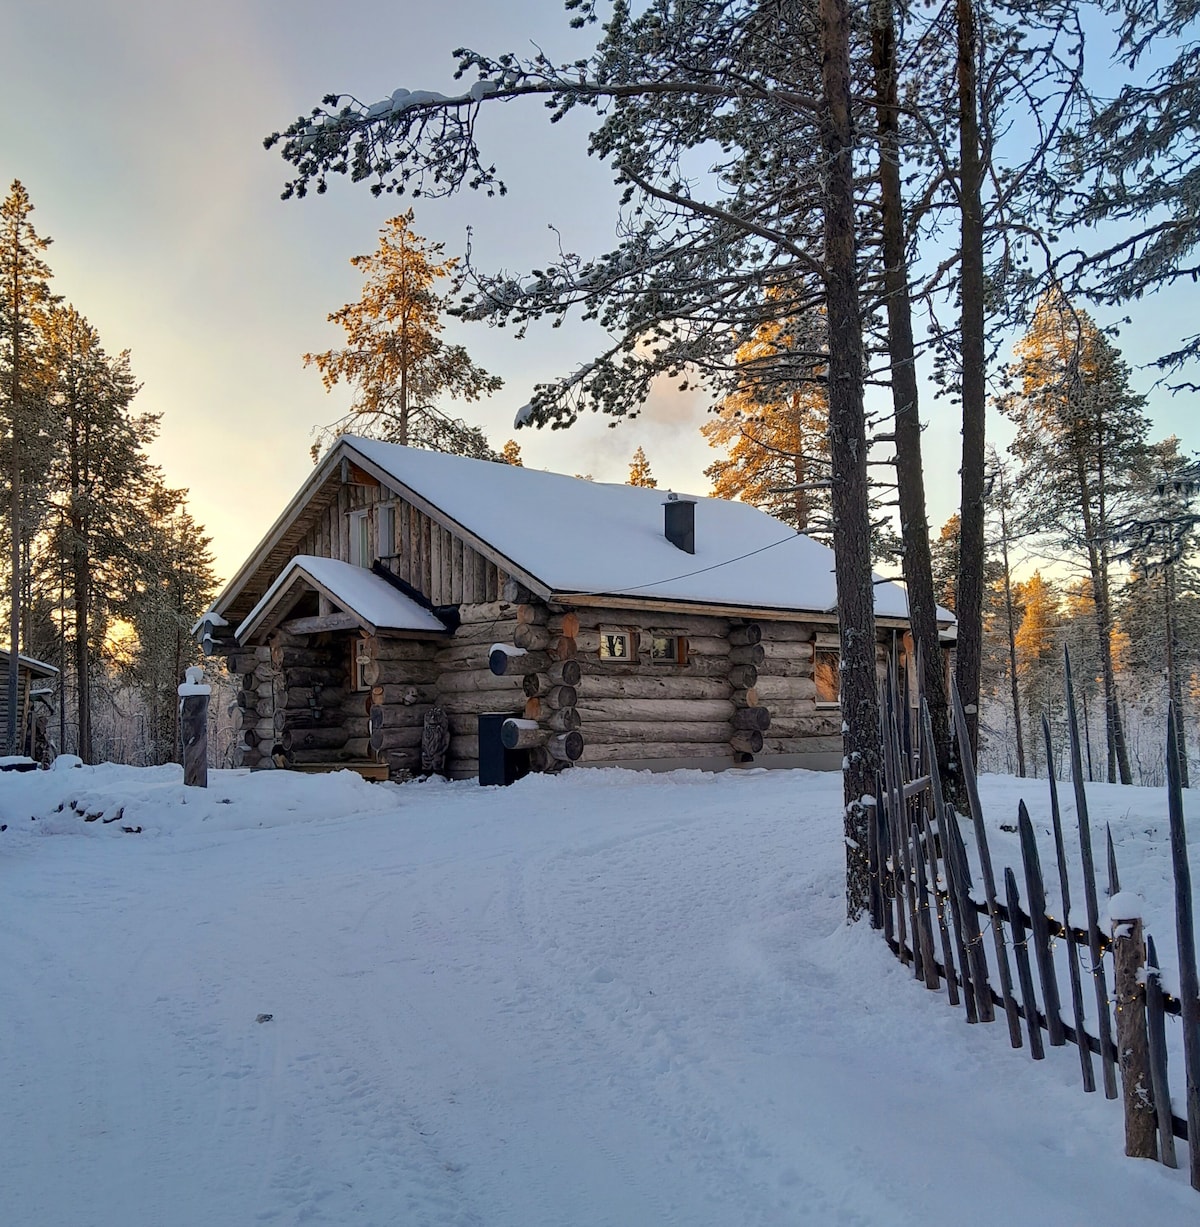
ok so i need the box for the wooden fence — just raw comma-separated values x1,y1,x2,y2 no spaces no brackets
870,651,1200,1189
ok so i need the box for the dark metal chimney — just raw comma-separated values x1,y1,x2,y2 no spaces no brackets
663,493,696,554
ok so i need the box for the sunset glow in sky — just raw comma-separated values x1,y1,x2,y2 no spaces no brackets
3,1,1193,581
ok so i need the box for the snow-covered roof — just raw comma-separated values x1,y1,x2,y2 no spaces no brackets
346,437,933,620
0,649,59,677
236,555,451,643
210,435,954,631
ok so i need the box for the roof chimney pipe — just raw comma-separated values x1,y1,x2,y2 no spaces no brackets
663,493,696,554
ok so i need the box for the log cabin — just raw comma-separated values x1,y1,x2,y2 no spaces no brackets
198,435,952,780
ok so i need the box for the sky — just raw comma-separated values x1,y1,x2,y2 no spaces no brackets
2,0,1195,583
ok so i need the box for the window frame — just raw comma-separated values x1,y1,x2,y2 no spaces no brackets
377,502,396,561
352,638,371,692
649,633,689,666
598,629,634,662
813,642,841,708
349,509,370,568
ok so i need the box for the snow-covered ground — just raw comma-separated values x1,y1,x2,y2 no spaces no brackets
2,762,1196,1226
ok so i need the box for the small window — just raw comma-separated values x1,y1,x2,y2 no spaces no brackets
353,638,371,691
814,645,840,707
349,510,370,568
650,634,687,665
598,630,632,661
378,503,396,559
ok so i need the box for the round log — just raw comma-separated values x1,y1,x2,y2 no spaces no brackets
438,670,524,698
489,646,536,676
502,576,533,603
524,697,541,721
543,684,578,710
729,730,765,754
369,725,424,752
731,706,771,731
363,660,441,687
547,731,585,762
584,720,731,744
728,623,762,647
516,604,548,626
455,600,518,625
271,646,337,669
283,686,348,710
576,697,735,722
282,666,346,688
369,683,438,705
580,742,732,763
544,707,581,732
553,636,578,661
361,637,442,662
282,727,350,752
236,689,258,710
573,672,732,701
501,718,547,750
728,663,758,690
729,644,766,666
513,623,552,651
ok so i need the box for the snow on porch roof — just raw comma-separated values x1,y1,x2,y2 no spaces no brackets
344,436,935,621
236,555,451,643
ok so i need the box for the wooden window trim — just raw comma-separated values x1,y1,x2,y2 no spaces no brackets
814,643,840,708
649,633,689,666
598,629,635,662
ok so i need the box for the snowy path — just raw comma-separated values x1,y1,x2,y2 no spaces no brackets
1,766,1194,1225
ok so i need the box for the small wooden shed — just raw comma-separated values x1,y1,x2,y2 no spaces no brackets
201,436,951,779
0,650,58,762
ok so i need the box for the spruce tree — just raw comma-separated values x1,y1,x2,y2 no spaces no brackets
0,181,55,753
627,446,657,488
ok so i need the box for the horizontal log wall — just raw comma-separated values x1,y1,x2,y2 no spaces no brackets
432,604,523,776
572,607,736,767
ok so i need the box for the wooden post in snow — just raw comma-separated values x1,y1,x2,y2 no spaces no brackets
1110,901,1156,1160
178,666,210,789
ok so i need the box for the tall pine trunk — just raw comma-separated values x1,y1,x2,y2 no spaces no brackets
821,0,881,919
954,0,987,760
995,471,1026,775
870,0,954,792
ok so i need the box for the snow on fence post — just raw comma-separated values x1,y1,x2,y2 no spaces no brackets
1109,890,1156,1160
178,666,210,789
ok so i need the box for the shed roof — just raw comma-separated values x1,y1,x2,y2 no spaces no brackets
236,555,451,643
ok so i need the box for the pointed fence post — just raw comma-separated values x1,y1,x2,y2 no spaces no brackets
1166,704,1200,1190
1064,649,1119,1099
1144,935,1179,1169
178,665,210,789
1043,714,1094,1092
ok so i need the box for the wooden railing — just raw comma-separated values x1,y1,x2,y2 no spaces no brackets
870,651,1200,1189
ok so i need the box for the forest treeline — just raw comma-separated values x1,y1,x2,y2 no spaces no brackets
0,181,216,766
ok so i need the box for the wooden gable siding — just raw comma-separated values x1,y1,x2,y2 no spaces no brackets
292,482,505,608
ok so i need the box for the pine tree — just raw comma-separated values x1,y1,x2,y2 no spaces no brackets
500,438,523,466
122,483,216,764
1014,571,1062,776
1000,290,1150,784
305,210,503,457
627,446,657,488
41,306,157,762
702,313,830,535
0,181,56,752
